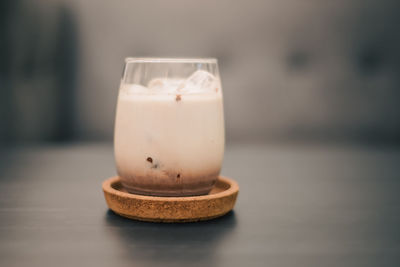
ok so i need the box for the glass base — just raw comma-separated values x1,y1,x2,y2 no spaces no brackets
121,185,213,197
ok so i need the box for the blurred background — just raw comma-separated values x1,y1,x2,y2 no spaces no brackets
1,0,399,145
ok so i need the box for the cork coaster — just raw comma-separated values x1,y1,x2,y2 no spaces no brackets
102,176,239,223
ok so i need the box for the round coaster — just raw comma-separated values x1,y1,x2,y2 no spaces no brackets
102,176,239,223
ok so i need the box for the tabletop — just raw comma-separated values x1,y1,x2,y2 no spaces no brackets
0,142,399,267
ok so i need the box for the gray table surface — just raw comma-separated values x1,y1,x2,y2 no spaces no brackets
0,142,399,267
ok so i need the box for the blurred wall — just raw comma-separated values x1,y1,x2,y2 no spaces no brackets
1,0,400,144
0,0,77,142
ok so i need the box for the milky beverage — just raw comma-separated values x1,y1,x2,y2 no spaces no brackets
114,70,225,196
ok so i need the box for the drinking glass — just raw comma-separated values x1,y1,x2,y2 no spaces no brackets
114,58,225,196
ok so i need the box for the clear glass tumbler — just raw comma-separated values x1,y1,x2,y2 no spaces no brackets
114,58,225,196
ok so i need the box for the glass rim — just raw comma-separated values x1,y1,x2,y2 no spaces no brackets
125,57,218,64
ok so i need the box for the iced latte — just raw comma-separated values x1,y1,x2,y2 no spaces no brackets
114,59,224,196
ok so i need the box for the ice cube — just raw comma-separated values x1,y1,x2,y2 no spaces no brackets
178,70,218,93
148,78,184,93
148,79,167,90
120,84,148,95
